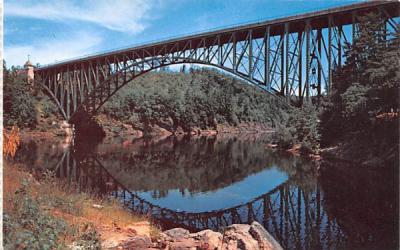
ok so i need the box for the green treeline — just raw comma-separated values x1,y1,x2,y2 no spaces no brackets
3,66,38,128
3,63,59,128
101,68,289,133
276,12,399,164
320,12,399,165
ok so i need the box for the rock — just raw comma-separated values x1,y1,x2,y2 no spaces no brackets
92,204,104,209
126,226,137,236
60,121,71,128
191,229,222,250
222,224,259,250
99,222,280,250
164,228,190,240
175,126,185,135
157,232,172,244
168,237,199,250
249,222,283,250
118,235,153,249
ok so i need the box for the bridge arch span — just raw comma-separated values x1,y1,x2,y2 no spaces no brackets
76,57,286,121
38,48,286,122
34,1,399,121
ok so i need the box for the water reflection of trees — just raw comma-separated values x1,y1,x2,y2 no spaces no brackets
12,139,67,177
320,163,399,250
54,149,344,250
90,136,313,196
14,137,397,249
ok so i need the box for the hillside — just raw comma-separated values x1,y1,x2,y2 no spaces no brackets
100,68,289,137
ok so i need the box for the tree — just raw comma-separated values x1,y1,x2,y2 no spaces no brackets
3,65,38,128
320,12,399,165
274,102,320,154
322,12,399,138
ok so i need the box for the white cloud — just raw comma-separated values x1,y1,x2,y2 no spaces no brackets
5,0,156,34
4,32,102,67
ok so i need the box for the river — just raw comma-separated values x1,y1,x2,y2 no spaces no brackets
14,135,398,250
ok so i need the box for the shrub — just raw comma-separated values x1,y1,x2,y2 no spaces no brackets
274,102,321,154
3,180,69,250
341,83,369,118
72,223,102,250
40,96,60,119
3,67,37,128
3,126,20,158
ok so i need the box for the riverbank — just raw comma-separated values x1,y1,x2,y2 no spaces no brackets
97,114,275,140
4,140,283,249
3,161,160,248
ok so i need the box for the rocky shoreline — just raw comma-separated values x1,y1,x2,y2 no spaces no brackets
96,221,282,250
97,114,274,141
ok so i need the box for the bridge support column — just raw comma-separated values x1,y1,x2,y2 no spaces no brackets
264,26,270,90
305,20,311,102
284,23,290,102
328,16,333,93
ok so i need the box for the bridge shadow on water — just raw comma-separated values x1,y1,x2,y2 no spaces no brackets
13,136,399,250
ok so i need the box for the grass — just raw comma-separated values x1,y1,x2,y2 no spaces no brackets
3,161,160,248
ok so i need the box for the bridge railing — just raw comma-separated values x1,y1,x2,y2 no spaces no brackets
36,1,365,69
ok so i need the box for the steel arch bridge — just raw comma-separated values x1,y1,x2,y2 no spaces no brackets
35,1,399,121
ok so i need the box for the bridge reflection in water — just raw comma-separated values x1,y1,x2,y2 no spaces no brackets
52,141,346,250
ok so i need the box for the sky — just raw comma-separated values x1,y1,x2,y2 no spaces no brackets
4,0,363,67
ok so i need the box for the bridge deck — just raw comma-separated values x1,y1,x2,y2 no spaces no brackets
37,1,399,70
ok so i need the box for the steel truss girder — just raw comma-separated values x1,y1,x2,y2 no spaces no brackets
35,6,399,121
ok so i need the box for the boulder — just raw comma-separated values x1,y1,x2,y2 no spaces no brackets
249,222,283,250
167,237,199,250
118,235,153,249
190,229,223,249
222,224,259,250
164,228,190,240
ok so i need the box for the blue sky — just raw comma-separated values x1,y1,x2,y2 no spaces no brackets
4,0,363,67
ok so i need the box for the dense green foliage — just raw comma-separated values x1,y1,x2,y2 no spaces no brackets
3,180,68,250
102,68,289,133
274,12,399,158
3,62,60,129
3,64,38,128
322,13,399,134
274,103,321,154
321,12,399,164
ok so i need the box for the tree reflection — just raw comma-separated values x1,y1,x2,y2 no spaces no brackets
13,136,398,250
320,163,399,250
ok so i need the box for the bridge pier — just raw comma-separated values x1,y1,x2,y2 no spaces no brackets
60,120,74,138
69,109,106,139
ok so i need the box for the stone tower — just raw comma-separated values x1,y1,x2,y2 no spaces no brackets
24,59,34,84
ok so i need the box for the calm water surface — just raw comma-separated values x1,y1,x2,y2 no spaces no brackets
15,135,398,250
